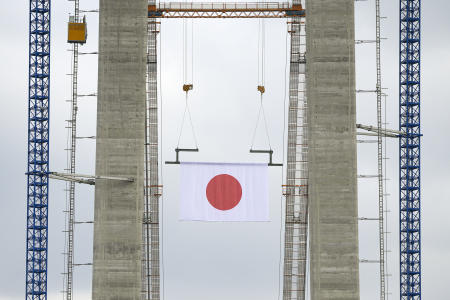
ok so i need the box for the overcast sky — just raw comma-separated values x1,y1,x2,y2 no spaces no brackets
1,1,449,299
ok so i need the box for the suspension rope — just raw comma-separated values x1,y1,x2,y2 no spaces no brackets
262,20,265,85
260,95,271,148
250,94,272,150
250,102,262,148
177,93,198,148
251,19,271,150
191,20,194,84
185,97,198,147
182,19,194,84
182,19,187,83
176,96,188,147
257,19,266,86
177,19,198,149
257,20,260,86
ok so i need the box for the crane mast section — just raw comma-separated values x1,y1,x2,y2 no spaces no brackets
26,0,51,299
399,0,421,298
148,2,305,18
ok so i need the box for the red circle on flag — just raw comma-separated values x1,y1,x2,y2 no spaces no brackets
206,174,242,211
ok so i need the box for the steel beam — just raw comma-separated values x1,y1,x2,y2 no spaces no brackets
148,2,305,18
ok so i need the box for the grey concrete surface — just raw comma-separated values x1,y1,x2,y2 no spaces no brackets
92,0,148,299
305,0,360,299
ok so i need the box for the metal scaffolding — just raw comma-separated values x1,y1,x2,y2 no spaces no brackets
282,8,308,300
26,0,51,298
375,0,386,298
142,11,162,299
399,0,421,298
63,1,80,299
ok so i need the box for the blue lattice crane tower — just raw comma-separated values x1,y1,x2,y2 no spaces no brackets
26,0,51,298
399,0,421,298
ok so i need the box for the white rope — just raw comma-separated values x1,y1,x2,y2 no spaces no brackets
251,19,271,150
250,100,263,149
260,96,272,149
257,19,261,85
176,96,188,147
177,16,198,149
250,95,272,150
191,20,194,84
186,96,198,147
257,19,266,86
177,92,198,148
262,19,266,85
177,17,198,149
182,19,187,83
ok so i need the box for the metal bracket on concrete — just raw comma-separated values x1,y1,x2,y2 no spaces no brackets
74,221,94,224
356,123,412,138
249,149,283,166
357,175,379,178
165,148,199,164
360,259,381,264
48,172,134,185
73,263,93,267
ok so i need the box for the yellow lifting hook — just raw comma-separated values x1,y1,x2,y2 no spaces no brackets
257,85,265,94
183,84,193,93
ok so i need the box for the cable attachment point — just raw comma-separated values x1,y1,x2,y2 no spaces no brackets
183,84,193,93
250,149,282,167
257,85,265,94
165,148,199,165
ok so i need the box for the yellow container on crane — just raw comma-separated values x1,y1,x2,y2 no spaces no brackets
68,16,87,44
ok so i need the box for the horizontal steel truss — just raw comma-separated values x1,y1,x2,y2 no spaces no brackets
148,2,305,18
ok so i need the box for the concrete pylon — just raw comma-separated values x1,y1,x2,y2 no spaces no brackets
92,0,148,299
305,0,360,299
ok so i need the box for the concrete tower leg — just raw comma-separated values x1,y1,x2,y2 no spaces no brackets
305,0,360,299
92,0,148,299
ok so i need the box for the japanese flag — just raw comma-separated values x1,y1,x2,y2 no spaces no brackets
180,162,269,221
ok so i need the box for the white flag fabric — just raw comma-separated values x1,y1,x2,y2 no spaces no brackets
180,162,269,221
